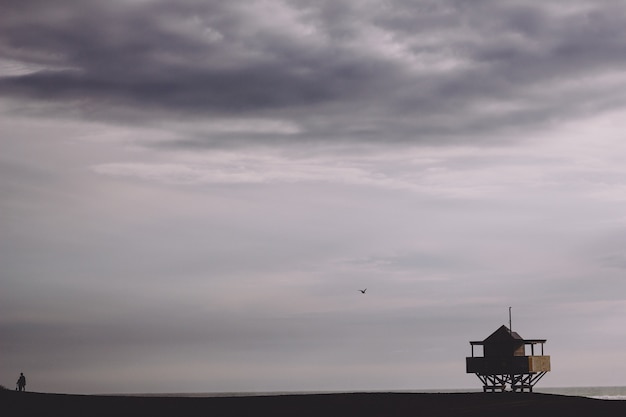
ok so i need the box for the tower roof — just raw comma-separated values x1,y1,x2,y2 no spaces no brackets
470,325,547,346
484,325,523,342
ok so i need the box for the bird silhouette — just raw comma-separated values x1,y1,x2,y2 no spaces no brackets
359,288,367,294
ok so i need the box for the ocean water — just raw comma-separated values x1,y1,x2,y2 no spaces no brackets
416,387,626,400
535,386,626,400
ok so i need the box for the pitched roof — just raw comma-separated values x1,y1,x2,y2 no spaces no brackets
484,325,523,342
469,325,547,346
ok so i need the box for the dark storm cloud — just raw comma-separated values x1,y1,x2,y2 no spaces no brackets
3,0,626,144
0,1,389,106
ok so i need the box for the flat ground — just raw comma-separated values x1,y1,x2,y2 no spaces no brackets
3,390,626,417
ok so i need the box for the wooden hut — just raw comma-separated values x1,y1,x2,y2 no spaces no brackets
466,325,550,392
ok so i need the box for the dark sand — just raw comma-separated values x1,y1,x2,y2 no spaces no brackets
3,389,626,417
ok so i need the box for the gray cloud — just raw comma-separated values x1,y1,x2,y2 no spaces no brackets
3,1,626,146
5,0,626,394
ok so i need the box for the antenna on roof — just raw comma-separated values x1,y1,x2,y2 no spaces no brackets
509,306,512,334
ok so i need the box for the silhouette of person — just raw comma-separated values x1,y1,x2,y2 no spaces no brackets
17,373,26,392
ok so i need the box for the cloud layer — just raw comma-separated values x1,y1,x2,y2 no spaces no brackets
4,1,626,146
4,0,626,394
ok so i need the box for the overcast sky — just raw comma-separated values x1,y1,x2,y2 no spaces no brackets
4,0,626,394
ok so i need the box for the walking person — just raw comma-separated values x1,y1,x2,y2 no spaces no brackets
16,373,26,392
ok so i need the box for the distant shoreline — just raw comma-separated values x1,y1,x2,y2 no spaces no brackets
25,386,626,398
4,389,626,417
94,388,483,397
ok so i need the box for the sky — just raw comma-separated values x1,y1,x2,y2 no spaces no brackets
3,0,626,394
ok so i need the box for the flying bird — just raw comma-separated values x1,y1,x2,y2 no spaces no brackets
359,288,367,294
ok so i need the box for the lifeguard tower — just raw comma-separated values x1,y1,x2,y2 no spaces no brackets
466,325,550,392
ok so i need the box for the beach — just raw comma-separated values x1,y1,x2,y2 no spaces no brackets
3,390,626,417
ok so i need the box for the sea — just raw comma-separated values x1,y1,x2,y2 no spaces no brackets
536,386,626,400
132,387,626,400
